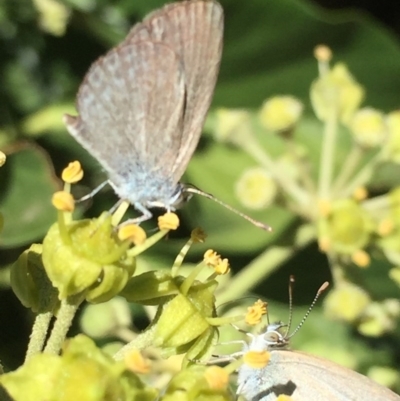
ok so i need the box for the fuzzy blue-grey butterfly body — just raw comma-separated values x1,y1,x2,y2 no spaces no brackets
237,322,400,401
64,0,223,222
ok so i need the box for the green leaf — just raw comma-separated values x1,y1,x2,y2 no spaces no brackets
0,144,59,248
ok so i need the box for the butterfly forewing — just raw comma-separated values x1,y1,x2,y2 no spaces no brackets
125,0,224,181
64,41,185,202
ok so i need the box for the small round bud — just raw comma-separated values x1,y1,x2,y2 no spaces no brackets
314,44,332,63
259,96,303,132
235,167,277,210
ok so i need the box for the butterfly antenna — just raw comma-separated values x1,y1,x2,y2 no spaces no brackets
185,185,272,231
288,281,329,339
284,275,296,337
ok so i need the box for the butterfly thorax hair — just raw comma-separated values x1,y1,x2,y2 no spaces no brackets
109,178,192,211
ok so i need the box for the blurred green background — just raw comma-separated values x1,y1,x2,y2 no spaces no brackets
1,0,400,390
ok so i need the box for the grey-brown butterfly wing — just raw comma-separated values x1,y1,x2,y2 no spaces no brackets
64,41,185,205
125,0,224,182
238,350,400,401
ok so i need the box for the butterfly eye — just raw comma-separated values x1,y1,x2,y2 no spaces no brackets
263,331,280,344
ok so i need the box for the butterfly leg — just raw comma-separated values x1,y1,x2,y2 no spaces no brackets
75,180,109,202
117,202,153,228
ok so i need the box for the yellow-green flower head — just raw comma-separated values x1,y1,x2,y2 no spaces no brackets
0,150,6,166
389,266,400,287
322,199,373,254
161,364,232,401
349,107,387,148
10,244,60,313
324,282,371,322
120,270,237,363
367,366,400,390
212,108,253,145
310,63,364,124
376,188,400,260
33,0,71,36
358,299,400,337
384,110,400,163
0,335,158,401
235,167,277,210
42,212,135,302
259,96,303,132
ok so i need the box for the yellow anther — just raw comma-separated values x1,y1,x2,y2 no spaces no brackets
214,258,230,275
377,218,394,237
204,366,229,390
353,186,368,201
61,161,84,183
190,227,207,243
318,199,332,217
245,300,268,325
52,191,74,212
118,224,147,245
124,349,151,374
318,236,331,252
158,212,179,230
314,44,332,62
351,249,370,268
203,249,221,267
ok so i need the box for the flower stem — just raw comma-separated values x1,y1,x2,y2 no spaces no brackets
25,311,52,362
318,109,338,200
113,325,156,361
340,149,384,198
241,134,310,207
43,294,83,354
332,144,364,197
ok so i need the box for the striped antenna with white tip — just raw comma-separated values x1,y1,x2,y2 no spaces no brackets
285,276,329,339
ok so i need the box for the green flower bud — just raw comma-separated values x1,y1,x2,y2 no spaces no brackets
367,366,400,390
42,213,135,302
162,364,232,401
0,335,158,401
211,108,253,146
121,270,182,305
322,199,373,254
389,266,400,287
358,299,400,337
10,244,59,313
34,0,70,37
376,188,400,263
259,96,303,132
153,279,218,350
235,167,277,210
384,110,400,163
120,271,231,362
349,107,387,148
311,63,364,124
324,282,371,322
